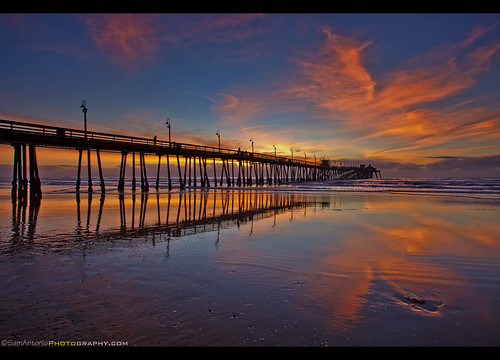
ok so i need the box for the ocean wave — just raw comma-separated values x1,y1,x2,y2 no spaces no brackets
1,177,499,198
276,177,500,198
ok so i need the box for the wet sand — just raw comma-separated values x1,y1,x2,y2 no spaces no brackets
1,189,500,346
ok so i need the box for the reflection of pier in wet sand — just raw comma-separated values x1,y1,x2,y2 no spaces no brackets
111,191,315,241
7,190,328,253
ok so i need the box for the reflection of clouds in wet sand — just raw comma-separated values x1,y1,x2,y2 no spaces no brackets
305,195,500,331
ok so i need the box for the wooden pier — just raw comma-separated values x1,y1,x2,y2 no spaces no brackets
0,119,381,198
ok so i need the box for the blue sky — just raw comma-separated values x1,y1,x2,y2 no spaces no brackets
1,13,499,177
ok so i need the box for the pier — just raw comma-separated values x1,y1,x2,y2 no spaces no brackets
0,118,381,199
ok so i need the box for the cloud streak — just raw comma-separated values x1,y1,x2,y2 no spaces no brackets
82,14,266,69
83,14,165,69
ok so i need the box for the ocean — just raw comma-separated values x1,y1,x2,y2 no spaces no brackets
2,175,500,197
1,176,499,346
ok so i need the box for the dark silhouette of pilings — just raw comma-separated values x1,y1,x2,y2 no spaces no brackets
11,143,42,201
76,148,106,193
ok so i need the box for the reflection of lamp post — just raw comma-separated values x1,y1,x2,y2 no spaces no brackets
165,118,171,144
216,130,220,152
250,137,254,154
80,100,88,140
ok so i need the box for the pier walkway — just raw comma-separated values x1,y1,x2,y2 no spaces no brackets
0,119,381,198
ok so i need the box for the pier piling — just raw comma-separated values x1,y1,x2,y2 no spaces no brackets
11,143,41,200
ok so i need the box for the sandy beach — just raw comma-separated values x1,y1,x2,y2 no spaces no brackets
1,186,500,346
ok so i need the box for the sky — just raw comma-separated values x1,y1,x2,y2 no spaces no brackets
0,13,499,178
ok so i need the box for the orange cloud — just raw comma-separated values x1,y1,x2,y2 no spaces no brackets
374,63,475,112
293,30,376,114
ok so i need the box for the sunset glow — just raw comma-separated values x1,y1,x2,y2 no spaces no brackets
1,14,499,178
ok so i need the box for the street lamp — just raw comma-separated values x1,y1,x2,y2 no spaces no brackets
273,144,276,159
216,130,220,152
80,100,88,140
165,118,171,145
250,137,254,154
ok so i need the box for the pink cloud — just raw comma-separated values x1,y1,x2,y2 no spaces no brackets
82,14,266,68
83,14,165,68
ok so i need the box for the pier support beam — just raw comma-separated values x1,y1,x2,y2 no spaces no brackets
193,156,197,187
76,149,82,191
166,154,172,190
75,148,94,192
140,152,149,192
176,155,184,190
87,149,92,192
118,151,127,192
183,156,188,189
11,143,41,200
12,144,24,199
156,154,161,190
213,158,217,187
28,144,42,199
132,152,136,192
96,149,105,193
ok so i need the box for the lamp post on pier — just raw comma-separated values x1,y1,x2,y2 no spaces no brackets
216,130,221,152
80,100,88,140
250,137,254,154
165,118,171,145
